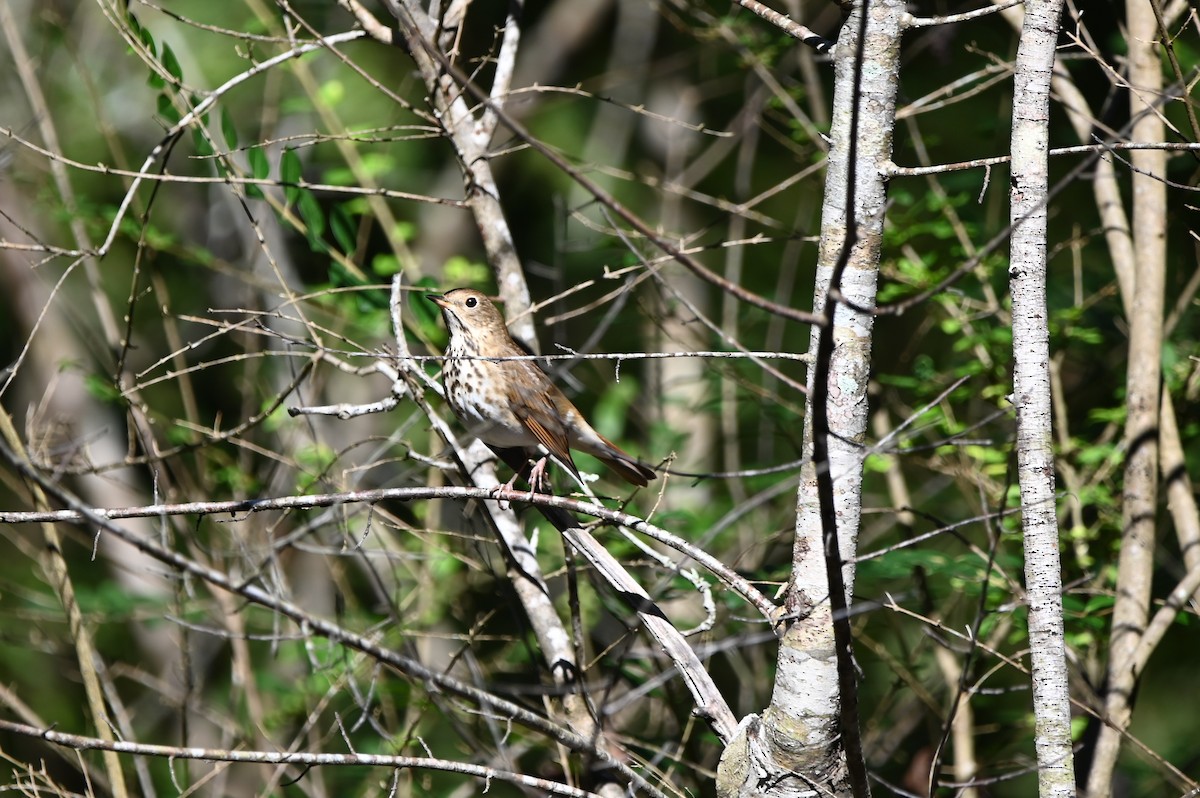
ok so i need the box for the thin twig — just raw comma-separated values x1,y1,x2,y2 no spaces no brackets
732,0,837,53
0,719,603,798
0,484,778,625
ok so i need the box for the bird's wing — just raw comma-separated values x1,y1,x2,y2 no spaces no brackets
512,376,580,477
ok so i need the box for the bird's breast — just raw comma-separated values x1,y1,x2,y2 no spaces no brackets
444,358,537,448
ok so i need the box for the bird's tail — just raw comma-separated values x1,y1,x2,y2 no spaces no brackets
595,437,657,487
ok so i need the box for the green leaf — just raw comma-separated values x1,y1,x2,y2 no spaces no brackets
221,108,238,149
262,401,290,433
939,318,962,335
135,19,157,59
280,148,302,206
863,453,892,474
1162,339,1180,371
371,254,400,277
297,190,326,253
443,255,489,286
964,444,1007,466
84,374,122,404
295,444,337,492
318,79,345,108
280,96,313,115
297,442,336,472
329,203,356,255
166,424,194,445
859,549,952,582
246,147,269,199
324,263,387,312
191,127,213,158
76,581,160,617
214,465,259,494
323,166,355,186
391,220,415,242
430,549,462,580
249,147,270,180
360,152,396,179
1076,441,1118,467
156,93,180,125
328,261,360,289
162,43,183,84
1089,405,1126,425
913,353,937,382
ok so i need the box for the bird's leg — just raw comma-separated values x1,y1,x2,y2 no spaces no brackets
486,457,545,509
526,455,551,500
487,446,533,510
482,448,551,507
491,470,522,510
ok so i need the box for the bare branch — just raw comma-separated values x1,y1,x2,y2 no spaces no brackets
0,719,605,798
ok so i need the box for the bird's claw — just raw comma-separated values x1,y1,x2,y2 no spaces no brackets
526,456,550,502
491,472,522,511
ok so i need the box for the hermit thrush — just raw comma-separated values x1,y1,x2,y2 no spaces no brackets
428,288,656,489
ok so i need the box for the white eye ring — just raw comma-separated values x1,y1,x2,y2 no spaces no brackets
465,297,478,308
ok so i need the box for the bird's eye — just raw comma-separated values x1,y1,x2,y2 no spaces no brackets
465,297,478,308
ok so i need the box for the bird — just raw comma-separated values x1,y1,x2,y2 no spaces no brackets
428,288,656,491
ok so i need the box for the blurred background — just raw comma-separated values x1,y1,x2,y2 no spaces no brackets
0,0,1197,795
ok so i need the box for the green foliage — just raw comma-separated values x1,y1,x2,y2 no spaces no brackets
155,92,181,125
190,126,214,157
83,373,122,404
75,581,165,620
442,255,490,287
161,43,183,84
295,443,336,491
372,253,401,276
281,148,303,205
297,190,327,252
214,463,260,494
325,152,396,185
221,107,239,149
408,275,447,348
318,78,345,108
2,4,1197,797
1089,404,1127,425
247,146,270,199
592,377,641,439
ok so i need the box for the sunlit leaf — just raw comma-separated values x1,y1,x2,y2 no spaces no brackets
280,148,302,206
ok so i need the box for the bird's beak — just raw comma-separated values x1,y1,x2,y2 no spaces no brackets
427,294,449,309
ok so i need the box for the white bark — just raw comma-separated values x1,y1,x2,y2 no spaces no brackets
1008,0,1076,795
1086,0,1168,792
717,0,903,794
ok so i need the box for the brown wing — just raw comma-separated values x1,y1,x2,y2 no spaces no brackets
510,367,580,478
512,360,656,487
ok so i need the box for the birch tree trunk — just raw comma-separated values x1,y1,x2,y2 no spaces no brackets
1008,0,1077,794
717,0,904,794
1086,0,1168,792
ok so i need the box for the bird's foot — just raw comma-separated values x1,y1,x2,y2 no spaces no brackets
526,456,550,501
491,472,523,510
